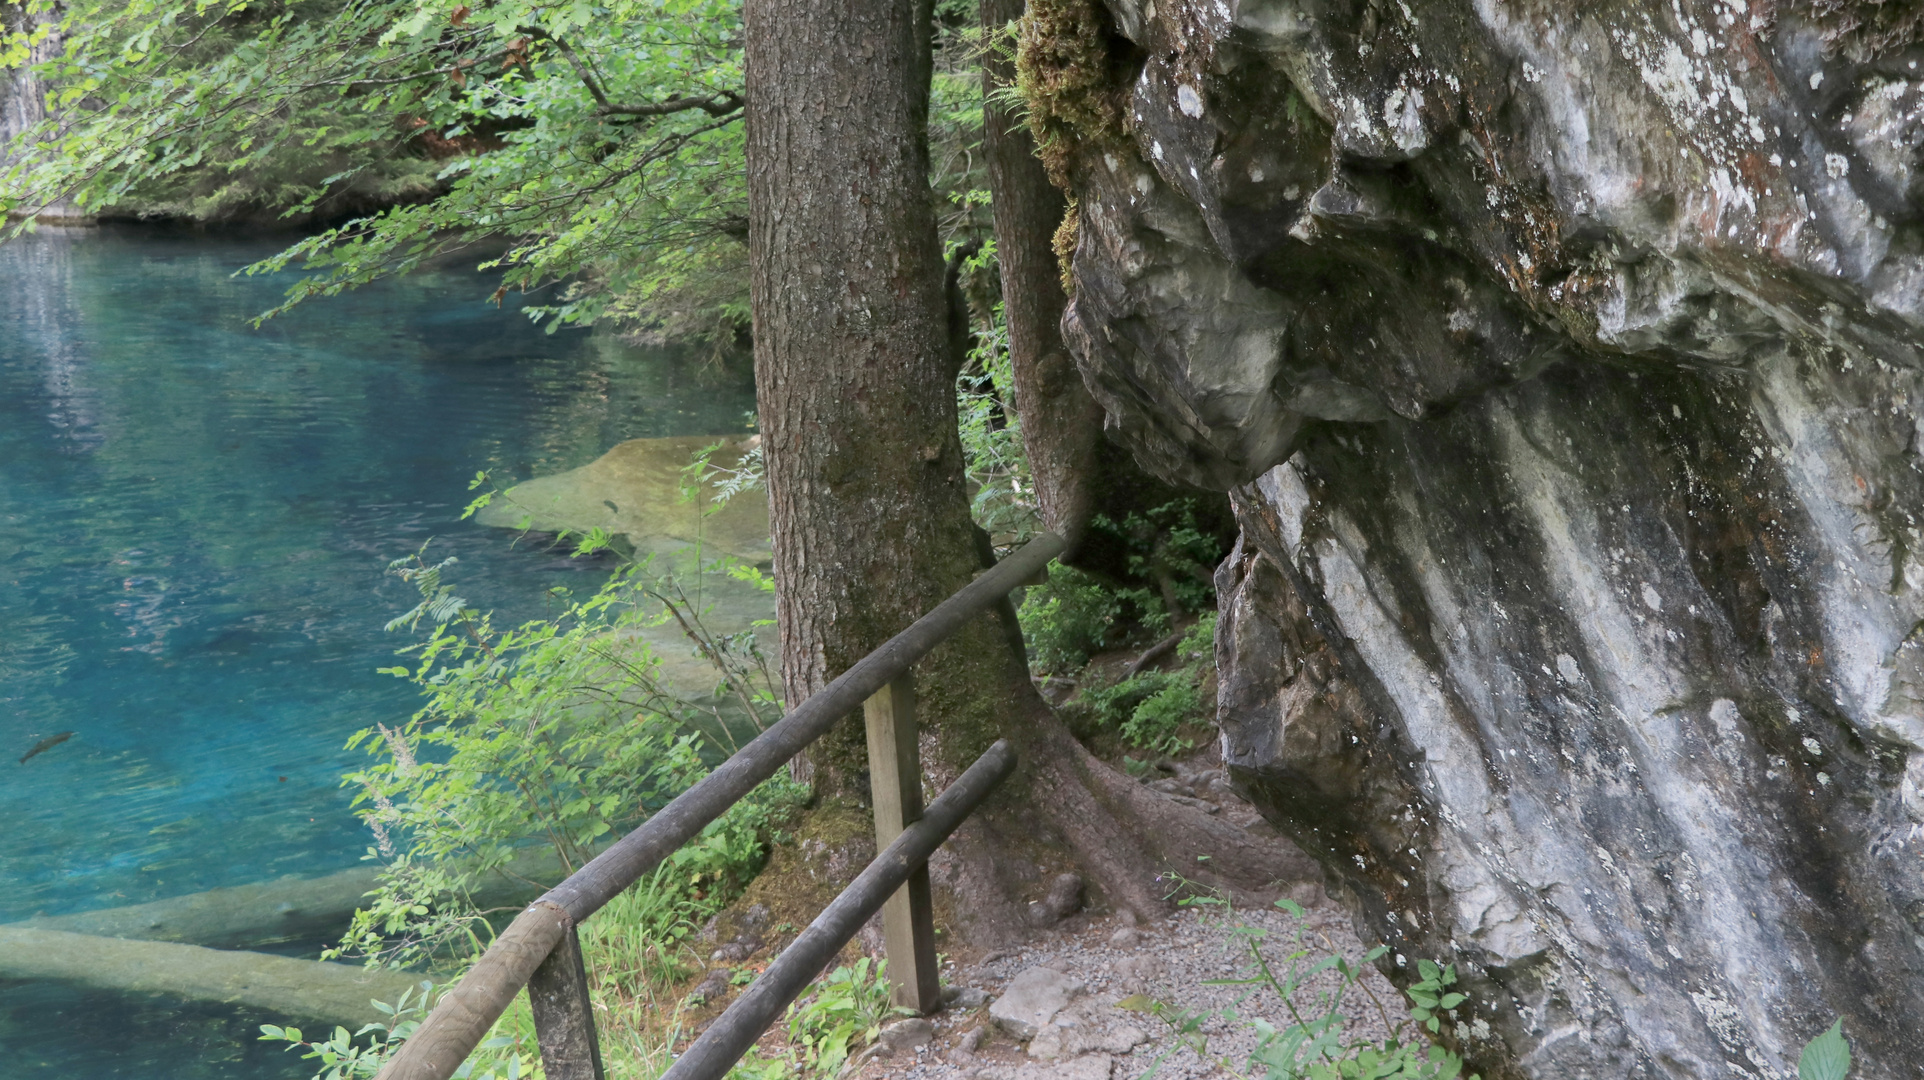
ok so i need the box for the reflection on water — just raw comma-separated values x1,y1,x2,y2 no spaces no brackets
0,226,755,1078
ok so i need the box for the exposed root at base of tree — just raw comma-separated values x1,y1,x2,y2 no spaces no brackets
934,688,1320,947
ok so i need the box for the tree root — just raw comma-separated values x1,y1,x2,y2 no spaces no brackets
936,685,1319,946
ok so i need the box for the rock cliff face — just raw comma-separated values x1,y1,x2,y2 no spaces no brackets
1052,0,1924,1076
2,2,83,222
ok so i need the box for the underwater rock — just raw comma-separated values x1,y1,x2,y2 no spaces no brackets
1055,0,1924,1075
474,435,770,567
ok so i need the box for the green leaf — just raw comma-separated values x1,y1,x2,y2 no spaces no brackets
1798,1020,1851,1080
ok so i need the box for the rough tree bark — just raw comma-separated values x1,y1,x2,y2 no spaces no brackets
744,0,1311,943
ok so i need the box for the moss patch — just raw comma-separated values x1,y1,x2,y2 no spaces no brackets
1016,0,1134,190
724,799,876,942
1052,199,1081,296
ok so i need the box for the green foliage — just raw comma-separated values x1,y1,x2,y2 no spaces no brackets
683,424,767,513
1122,678,1203,755
337,548,706,967
258,984,435,1080
1124,895,1481,1080
2,0,998,349
955,248,1041,541
1798,1020,1852,1080
1069,613,1215,754
332,542,794,970
784,958,910,1077
1094,499,1224,623
278,537,803,1080
3,0,750,341
1019,561,1122,674
1081,670,1198,756
1018,498,1226,680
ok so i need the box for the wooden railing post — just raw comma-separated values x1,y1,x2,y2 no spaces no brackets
862,673,940,1013
527,919,605,1080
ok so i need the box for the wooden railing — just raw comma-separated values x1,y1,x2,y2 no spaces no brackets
376,532,1065,1080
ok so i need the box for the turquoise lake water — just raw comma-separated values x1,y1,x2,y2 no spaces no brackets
0,227,756,1076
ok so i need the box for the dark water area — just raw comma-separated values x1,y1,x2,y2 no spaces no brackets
0,227,755,1076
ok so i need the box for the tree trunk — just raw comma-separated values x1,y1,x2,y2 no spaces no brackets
979,0,1107,553
745,0,1312,944
745,0,980,797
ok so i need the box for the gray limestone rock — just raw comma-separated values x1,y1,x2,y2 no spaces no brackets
876,1018,936,1057
950,1024,987,1063
944,984,993,1011
1009,1055,1113,1080
687,968,732,1006
1110,954,1163,996
1054,0,1924,1076
990,966,1087,1040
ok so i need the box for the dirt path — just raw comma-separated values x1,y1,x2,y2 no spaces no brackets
833,753,1406,1080
849,895,1402,1080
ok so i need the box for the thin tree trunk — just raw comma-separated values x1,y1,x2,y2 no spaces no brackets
980,0,1107,553
745,0,1312,943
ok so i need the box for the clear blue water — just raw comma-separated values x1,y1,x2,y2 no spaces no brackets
0,226,755,1076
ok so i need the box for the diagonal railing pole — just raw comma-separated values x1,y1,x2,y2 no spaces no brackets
374,534,1061,1080
659,740,1018,1080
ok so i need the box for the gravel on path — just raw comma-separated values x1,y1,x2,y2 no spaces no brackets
848,895,1406,1080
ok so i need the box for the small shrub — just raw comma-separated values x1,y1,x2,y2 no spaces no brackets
1125,680,1203,755
1019,561,1123,674
1077,614,1218,754
1092,499,1225,622
785,958,909,1077
1018,500,1228,681
259,984,435,1080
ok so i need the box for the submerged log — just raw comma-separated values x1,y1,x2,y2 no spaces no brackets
0,926,420,1029
9,844,568,951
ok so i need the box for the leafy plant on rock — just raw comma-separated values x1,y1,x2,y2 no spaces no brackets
1798,1019,1852,1080
784,957,909,1078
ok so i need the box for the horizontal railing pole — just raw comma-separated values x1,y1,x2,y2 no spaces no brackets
376,902,572,1080
368,533,1061,1080
658,739,1019,1080
539,530,1060,923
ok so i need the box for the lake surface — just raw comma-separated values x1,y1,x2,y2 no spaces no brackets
0,227,756,1076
